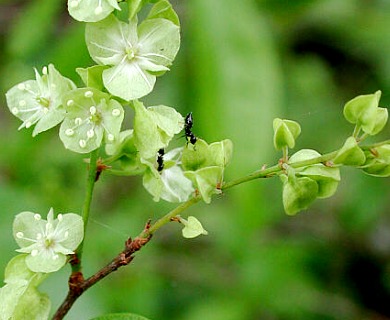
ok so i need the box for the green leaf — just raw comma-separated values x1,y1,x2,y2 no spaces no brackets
133,101,183,159
185,166,223,203
273,118,301,150
208,139,234,168
146,0,180,26
128,0,149,20
181,139,211,171
362,145,390,177
181,216,208,238
0,255,50,320
76,65,108,90
89,313,151,320
343,90,382,134
282,176,318,216
333,136,366,166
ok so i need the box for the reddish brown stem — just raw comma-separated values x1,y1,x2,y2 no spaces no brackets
52,221,152,320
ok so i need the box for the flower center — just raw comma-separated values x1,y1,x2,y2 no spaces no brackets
36,96,50,108
125,47,137,61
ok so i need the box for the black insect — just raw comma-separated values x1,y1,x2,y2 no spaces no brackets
157,148,164,172
184,112,197,145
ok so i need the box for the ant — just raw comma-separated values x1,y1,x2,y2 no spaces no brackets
157,148,164,172
184,112,197,145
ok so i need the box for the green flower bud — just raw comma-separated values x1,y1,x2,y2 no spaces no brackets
180,216,208,239
76,65,108,90
343,90,385,135
185,166,223,204
333,136,366,166
362,145,390,177
273,118,301,150
133,101,184,159
281,175,318,216
181,139,210,171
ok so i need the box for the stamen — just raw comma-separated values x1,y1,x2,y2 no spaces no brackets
95,6,103,15
31,249,39,257
19,100,26,107
42,66,48,75
11,108,19,115
65,129,74,136
84,91,94,98
79,139,87,148
87,129,95,138
70,0,79,8
112,109,121,117
16,232,24,238
34,214,41,220
18,83,26,90
57,214,63,221
107,134,115,141
75,118,83,126
89,106,97,115
67,100,74,107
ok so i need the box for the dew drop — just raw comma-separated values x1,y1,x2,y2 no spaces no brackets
89,106,97,115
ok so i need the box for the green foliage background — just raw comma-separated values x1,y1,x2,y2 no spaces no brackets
1,0,390,319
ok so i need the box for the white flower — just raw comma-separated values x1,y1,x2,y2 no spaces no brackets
13,208,84,273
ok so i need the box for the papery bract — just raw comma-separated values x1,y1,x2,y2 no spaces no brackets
5,64,75,136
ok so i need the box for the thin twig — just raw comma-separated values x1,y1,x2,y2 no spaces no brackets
52,221,152,320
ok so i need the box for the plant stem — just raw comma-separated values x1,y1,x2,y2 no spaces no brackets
222,150,338,190
139,196,201,238
74,149,99,271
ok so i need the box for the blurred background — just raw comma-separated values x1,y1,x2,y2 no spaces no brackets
1,0,390,319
